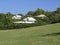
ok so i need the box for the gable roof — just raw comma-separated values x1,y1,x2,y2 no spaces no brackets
35,14,46,17
12,15,22,19
24,17,36,21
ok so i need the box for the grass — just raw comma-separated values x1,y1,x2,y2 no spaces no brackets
0,23,60,45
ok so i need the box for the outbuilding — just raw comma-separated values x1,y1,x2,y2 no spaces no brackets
12,15,22,19
35,14,46,19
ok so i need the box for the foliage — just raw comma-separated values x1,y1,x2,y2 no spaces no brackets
33,8,45,16
56,7,60,14
0,7,60,29
26,11,34,16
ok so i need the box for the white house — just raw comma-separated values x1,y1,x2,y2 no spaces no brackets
35,14,46,19
24,17,36,22
23,17,36,23
13,17,36,24
12,15,22,19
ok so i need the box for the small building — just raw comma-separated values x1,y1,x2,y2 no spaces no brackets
24,17,36,22
35,14,46,19
13,17,36,24
12,15,22,19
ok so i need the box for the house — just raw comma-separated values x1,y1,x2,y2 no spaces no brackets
12,15,22,19
13,17,36,24
24,17,36,23
35,14,46,19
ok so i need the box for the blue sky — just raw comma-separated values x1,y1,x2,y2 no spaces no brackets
0,0,60,14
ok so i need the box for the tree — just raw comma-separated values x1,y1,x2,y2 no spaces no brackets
54,13,60,22
33,8,44,16
18,14,24,16
26,11,34,16
6,12,13,17
0,13,6,25
44,11,56,23
56,7,60,14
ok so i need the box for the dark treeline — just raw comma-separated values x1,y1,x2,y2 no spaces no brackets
0,7,60,30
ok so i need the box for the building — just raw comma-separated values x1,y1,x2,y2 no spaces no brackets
13,17,36,24
24,17,36,22
35,14,46,19
12,15,22,19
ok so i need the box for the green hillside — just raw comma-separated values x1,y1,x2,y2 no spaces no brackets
0,23,60,45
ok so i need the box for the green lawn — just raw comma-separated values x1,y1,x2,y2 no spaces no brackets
0,23,60,45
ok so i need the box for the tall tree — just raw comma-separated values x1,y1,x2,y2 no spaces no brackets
18,14,24,16
33,8,44,16
56,7,60,14
26,11,34,16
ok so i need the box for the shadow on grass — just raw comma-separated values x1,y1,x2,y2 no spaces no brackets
42,32,60,37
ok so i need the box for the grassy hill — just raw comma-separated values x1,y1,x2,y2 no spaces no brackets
0,23,60,45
